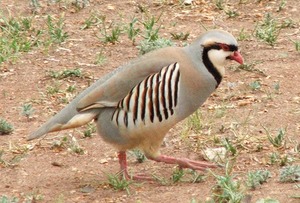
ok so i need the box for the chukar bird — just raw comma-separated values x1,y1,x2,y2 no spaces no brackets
28,30,243,180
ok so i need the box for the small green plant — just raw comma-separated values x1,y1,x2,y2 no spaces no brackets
46,82,61,95
0,195,19,203
71,0,90,10
281,18,295,28
270,152,279,165
269,152,289,166
24,190,44,202
129,149,146,163
68,136,85,154
279,165,300,182
107,172,131,194
51,135,84,154
137,38,173,55
277,0,286,12
83,123,96,138
172,168,185,183
223,138,237,156
185,109,203,134
0,118,14,135
100,19,122,44
236,62,266,76
225,10,239,18
66,85,76,93
273,82,280,92
215,0,225,10
94,50,106,65
211,163,244,202
31,0,40,9
249,80,261,91
141,15,162,42
237,28,250,41
0,14,42,64
170,32,190,40
256,198,280,203
290,39,300,52
47,15,68,44
246,170,271,189
49,68,82,79
81,13,104,30
126,17,140,44
265,127,286,148
21,103,34,119
255,13,280,46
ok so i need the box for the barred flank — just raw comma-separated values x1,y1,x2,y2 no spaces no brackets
112,62,180,127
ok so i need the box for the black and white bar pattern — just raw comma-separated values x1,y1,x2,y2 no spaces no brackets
111,62,181,128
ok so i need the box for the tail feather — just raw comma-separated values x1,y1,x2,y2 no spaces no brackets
27,110,99,140
27,70,118,141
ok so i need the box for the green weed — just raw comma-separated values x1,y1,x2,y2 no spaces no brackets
186,110,203,134
51,135,85,154
246,169,271,189
172,168,185,183
99,18,122,44
47,15,68,44
235,62,266,76
255,13,280,46
126,17,140,44
94,50,107,65
237,28,250,41
140,14,162,41
83,123,96,138
269,152,290,166
0,195,19,203
215,0,225,10
0,14,42,64
129,149,146,163
66,85,76,93
49,68,82,79
280,18,295,28
46,82,61,95
264,127,286,148
225,10,239,18
249,80,261,91
107,172,131,194
31,0,40,9
279,165,300,182
137,38,173,55
0,118,14,135
211,163,244,202
170,32,190,40
21,103,35,119
277,0,286,12
256,198,280,203
290,39,300,52
80,13,104,30
223,138,237,156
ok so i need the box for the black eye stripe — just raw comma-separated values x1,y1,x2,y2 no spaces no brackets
205,43,238,52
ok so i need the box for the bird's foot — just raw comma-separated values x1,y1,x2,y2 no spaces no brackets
149,155,218,171
118,151,153,181
122,170,153,181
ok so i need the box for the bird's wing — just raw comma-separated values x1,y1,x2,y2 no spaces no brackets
28,47,181,140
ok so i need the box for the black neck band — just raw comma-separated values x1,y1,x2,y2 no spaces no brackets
202,46,222,88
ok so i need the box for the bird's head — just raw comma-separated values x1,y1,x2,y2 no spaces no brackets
200,30,243,76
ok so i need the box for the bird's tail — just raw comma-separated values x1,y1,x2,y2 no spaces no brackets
27,109,99,141
27,62,120,141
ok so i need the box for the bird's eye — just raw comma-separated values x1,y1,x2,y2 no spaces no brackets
219,43,230,51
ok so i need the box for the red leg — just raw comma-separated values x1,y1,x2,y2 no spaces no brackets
149,155,218,171
117,151,153,181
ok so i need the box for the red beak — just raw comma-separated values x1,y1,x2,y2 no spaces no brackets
229,51,244,64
